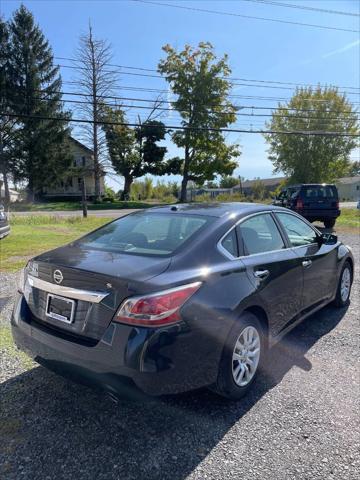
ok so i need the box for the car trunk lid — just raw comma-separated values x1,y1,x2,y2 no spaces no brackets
25,244,171,342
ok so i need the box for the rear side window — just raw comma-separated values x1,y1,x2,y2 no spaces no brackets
277,213,318,247
301,186,338,199
221,229,238,257
238,213,285,255
80,213,213,256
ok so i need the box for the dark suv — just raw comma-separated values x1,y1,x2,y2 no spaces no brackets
0,203,10,239
273,184,340,228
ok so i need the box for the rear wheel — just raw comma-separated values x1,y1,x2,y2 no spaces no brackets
334,261,352,307
210,312,265,400
324,218,336,229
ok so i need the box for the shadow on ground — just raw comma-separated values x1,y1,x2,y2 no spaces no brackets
0,304,348,480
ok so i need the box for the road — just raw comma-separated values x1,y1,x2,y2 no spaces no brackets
10,209,138,218
0,230,359,480
9,201,358,218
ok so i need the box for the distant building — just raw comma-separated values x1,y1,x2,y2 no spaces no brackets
0,185,21,203
336,176,360,201
42,137,105,199
185,187,233,201
233,177,286,196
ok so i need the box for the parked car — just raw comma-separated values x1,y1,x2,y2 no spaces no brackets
0,204,10,239
357,199,360,209
273,184,340,228
12,203,353,400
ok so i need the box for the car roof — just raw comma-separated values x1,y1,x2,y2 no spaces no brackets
146,202,280,218
286,183,336,187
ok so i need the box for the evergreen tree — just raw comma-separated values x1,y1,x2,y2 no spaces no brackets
0,16,17,206
9,5,71,200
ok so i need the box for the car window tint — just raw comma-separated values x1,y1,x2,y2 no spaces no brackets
80,213,213,256
221,229,238,257
238,214,285,255
277,213,318,247
302,186,337,198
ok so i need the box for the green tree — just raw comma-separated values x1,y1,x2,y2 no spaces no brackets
102,107,179,199
9,5,71,201
251,179,267,200
347,161,360,176
264,87,359,183
158,42,240,202
219,175,239,188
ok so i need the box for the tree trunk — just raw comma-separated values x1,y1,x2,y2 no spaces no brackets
179,145,190,203
81,177,88,218
122,176,132,200
0,136,11,207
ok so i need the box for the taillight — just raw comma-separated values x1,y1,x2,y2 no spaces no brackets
335,201,339,209
114,282,202,327
296,198,303,209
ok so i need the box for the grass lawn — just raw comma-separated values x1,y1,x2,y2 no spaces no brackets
9,200,165,211
336,208,360,229
0,216,112,273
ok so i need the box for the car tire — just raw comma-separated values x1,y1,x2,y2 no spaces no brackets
210,312,265,400
334,261,352,308
324,219,336,229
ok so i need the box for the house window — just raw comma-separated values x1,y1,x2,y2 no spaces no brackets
82,156,86,167
356,185,359,190
78,178,82,189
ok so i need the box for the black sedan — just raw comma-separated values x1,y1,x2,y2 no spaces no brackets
12,203,354,400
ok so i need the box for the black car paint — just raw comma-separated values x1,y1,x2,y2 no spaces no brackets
11,203,353,396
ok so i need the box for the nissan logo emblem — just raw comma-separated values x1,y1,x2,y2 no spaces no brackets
53,269,63,284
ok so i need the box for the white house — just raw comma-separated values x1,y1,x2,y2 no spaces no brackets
42,137,105,199
336,176,360,202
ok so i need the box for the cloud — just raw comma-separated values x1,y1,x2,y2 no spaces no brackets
322,39,360,59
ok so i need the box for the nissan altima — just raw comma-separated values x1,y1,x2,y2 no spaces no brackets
12,203,354,400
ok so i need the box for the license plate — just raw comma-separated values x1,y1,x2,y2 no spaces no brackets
46,294,75,324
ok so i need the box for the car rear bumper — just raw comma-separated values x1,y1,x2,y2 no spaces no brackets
0,224,10,239
11,293,221,396
295,208,341,219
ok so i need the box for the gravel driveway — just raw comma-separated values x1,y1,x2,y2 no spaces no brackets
0,231,359,480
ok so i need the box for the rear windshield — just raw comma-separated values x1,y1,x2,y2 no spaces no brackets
79,212,213,256
301,186,338,199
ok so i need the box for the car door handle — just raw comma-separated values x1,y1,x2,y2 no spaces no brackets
302,260,312,268
254,269,270,280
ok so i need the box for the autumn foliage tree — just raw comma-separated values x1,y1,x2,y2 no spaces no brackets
159,42,240,202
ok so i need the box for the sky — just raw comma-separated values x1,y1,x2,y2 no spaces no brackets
1,0,359,191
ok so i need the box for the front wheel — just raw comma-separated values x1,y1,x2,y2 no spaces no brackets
324,218,336,229
210,312,265,400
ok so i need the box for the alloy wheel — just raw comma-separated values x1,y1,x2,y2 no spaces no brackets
340,267,351,302
232,326,261,387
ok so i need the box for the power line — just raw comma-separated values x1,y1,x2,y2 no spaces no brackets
54,56,360,91
56,63,360,95
131,0,360,33
2,112,358,137
27,87,360,117
241,0,360,17
60,80,360,104
22,94,358,123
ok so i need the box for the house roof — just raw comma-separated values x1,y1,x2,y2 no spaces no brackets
337,176,360,185
235,176,286,189
69,136,94,155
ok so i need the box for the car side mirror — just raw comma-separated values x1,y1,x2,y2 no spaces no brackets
320,233,338,245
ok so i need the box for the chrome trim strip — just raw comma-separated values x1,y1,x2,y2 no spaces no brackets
27,275,109,304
